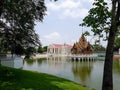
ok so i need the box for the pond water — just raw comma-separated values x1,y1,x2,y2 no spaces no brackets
0,56,23,68
22,57,120,90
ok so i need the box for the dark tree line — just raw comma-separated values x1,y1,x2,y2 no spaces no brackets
0,0,46,58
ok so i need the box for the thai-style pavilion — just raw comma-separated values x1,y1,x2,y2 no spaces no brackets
71,34,93,54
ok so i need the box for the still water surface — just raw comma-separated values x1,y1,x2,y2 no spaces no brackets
23,57,120,90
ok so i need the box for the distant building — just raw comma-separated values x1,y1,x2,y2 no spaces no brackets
47,44,72,55
71,34,93,54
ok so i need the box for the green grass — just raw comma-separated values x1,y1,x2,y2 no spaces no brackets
0,66,89,90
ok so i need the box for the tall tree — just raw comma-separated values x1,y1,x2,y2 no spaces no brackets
115,37,120,47
0,0,4,16
37,45,44,53
0,0,46,55
80,0,120,90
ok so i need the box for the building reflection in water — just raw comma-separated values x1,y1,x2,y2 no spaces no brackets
47,56,94,83
46,56,66,67
72,60,94,84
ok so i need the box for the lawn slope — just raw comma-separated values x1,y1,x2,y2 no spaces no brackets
0,66,89,90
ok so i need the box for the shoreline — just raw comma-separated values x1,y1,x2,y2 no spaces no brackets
31,53,120,59
31,54,48,59
31,54,69,59
113,55,120,59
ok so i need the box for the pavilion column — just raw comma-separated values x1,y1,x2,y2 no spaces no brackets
53,48,55,54
52,48,53,53
57,48,58,54
58,48,59,54
53,48,54,54
47,48,48,53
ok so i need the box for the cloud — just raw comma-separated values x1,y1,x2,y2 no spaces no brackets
43,32,61,43
62,8,88,18
45,11,50,16
44,32,60,39
47,2,60,11
80,0,94,3
47,0,89,19
47,0,82,11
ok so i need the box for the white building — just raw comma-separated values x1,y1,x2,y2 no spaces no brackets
47,44,72,55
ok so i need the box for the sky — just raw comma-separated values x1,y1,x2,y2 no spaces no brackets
35,0,108,47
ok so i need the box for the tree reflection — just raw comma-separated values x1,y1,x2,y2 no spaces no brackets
25,59,35,65
72,61,93,83
37,58,45,65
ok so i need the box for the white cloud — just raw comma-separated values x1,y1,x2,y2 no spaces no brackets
81,0,94,3
59,0,81,9
47,0,89,19
45,11,50,16
47,0,82,11
47,2,60,11
43,32,61,43
44,32,60,39
62,8,88,18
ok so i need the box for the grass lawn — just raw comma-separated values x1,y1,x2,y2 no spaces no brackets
0,66,89,90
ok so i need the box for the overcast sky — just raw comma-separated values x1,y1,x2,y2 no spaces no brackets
35,0,108,46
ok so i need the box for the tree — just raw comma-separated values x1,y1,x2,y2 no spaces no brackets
114,36,120,51
43,46,48,52
80,0,120,90
92,44,106,51
0,0,46,56
114,36,120,47
24,47,36,59
37,46,48,53
0,0,4,16
37,45,44,53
